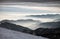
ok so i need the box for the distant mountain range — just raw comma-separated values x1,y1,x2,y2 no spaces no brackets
0,19,60,29
27,14,60,19
0,19,39,23
39,21,60,28
0,19,40,30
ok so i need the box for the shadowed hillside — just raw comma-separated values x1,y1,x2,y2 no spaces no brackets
35,28,60,39
34,21,60,39
0,22,33,34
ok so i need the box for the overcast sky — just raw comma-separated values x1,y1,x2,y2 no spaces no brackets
0,0,60,2
0,1,60,21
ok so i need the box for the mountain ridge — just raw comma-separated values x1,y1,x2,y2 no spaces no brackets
0,21,33,34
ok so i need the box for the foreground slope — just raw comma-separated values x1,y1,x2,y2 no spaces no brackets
0,27,48,39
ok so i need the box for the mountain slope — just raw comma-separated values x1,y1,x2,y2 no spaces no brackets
0,22,33,34
35,28,60,39
0,27,48,39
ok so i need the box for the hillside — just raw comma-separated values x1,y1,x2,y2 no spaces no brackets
0,27,48,39
35,28,60,39
0,22,33,34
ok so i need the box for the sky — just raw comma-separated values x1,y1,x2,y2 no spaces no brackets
0,0,60,2
0,2,60,21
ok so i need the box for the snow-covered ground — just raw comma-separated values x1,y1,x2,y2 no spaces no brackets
0,27,48,39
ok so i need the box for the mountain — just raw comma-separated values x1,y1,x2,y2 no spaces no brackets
0,20,60,39
34,28,60,39
34,21,60,39
27,14,60,19
39,21,60,28
0,19,40,30
0,21,33,34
